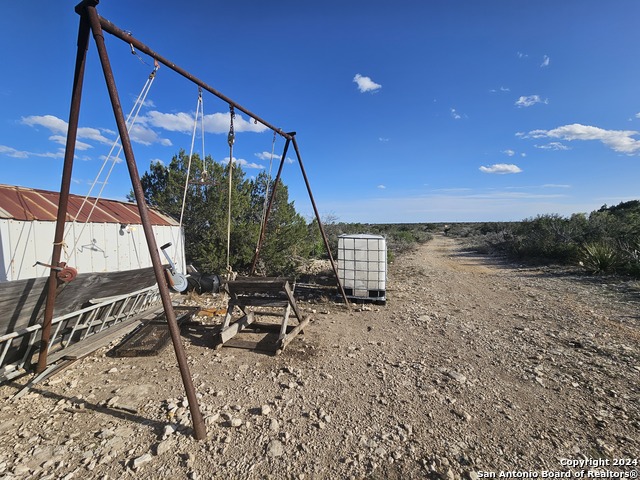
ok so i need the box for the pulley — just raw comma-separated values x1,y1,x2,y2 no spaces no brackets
34,261,78,283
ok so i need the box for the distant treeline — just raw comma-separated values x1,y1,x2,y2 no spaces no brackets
323,200,640,277
442,200,640,276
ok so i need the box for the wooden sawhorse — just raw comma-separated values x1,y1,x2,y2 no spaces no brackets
216,277,311,354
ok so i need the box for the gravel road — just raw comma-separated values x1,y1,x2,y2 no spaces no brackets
0,234,638,479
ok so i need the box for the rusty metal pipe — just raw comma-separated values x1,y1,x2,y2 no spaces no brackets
291,135,351,309
97,15,290,141
83,2,206,440
36,3,93,374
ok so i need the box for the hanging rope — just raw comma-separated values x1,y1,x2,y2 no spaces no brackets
260,130,277,230
200,89,207,181
178,87,203,241
63,63,159,261
226,105,236,271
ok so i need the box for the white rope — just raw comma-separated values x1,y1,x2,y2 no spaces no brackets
63,66,158,261
178,89,202,238
201,92,207,177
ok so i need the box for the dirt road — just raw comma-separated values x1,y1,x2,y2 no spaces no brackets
0,234,638,479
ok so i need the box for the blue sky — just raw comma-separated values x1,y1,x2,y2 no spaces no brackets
2,1,640,223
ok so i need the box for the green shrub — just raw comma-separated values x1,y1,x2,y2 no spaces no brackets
580,242,621,274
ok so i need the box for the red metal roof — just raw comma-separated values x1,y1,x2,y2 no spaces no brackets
0,184,178,226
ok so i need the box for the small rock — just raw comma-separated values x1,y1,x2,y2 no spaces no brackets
447,370,467,384
132,453,153,469
163,424,176,438
156,439,172,456
229,418,243,428
269,419,280,433
261,405,272,416
267,439,284,457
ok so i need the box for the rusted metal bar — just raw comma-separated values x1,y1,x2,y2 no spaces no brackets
82,2,206,440
250,137,292,275
36,3,93,374
291,135,351,309
97,15,290,141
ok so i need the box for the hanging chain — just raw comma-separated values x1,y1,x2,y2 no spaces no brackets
228,106,236,147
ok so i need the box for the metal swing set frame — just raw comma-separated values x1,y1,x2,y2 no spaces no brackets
37,0,349,440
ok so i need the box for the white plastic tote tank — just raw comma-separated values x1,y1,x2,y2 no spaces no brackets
337,234,386,303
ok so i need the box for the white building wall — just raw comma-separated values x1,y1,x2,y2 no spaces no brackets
0,219,185,282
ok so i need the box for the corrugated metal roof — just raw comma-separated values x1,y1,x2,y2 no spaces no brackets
0,184,178,226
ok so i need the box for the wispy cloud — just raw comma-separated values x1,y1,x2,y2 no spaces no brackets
222,157,263,169
22,114,114,145
517,51,528,59
540,55,550,67
534,142,570,151
0,144,64,160
451,108,469,120
515,95,548,108
525,123,640,154
490,86,511,93
143,111,267,134
378,137,390,142
479,163,523,174
502,149,515,157
255,151,279,161
377,184,386,189
48,135,92,151
353,73,382,93
0,145,29,158
129,124,172,146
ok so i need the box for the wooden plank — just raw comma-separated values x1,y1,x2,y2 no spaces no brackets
278,315,311,352
219,312,255,344
0,267,157,336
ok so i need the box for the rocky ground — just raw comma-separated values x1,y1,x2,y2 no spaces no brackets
0,234,638,479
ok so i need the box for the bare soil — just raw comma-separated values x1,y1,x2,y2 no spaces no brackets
0,234,638,479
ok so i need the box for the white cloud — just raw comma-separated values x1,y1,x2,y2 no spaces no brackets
515,95,548,108
479,163,523,174
526,123,640,154
143,111,267,134
255,151,280,161
379,137,389,142
451,108,462,120
502,149,515,157
48,135,92,151
377,184,386,189
143,111,196,133
353,74,382,93
0,145,29,158
0,144,64,160
222,156,263,169
129,124,172,146
542,184,571,189
517,51,528,59
540,55,550,67
22,114,113,145
535,142,570,151
491,86,511,93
